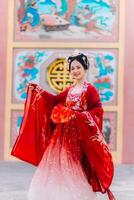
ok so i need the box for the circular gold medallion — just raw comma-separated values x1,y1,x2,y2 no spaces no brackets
47,58,75,92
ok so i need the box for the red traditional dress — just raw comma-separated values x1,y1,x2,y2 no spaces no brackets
11,81,116,200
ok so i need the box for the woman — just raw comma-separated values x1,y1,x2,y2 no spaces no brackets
11,52,116,200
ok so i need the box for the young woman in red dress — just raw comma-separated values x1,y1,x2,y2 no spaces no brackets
11,52,116,200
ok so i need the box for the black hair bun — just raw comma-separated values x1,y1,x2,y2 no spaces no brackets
67,53,89,71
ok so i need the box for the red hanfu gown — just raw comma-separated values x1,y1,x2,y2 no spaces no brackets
11,81,116,200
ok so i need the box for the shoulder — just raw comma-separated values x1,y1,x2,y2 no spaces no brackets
59,85,71,94
86,82,98,93
86,82,101,101
57,85,71,102
60,85,73,95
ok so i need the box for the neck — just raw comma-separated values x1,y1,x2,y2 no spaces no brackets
75,77,87,86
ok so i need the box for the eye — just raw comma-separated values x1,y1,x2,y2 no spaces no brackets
71,66,75,71
77,65,81,69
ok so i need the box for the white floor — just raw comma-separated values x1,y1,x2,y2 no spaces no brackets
0,161,134,200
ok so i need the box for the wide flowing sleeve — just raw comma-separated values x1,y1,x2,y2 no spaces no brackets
11,83,58,166
11,83,70,166
74,85,115,200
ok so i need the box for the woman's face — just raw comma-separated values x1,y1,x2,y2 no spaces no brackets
70,60,86,81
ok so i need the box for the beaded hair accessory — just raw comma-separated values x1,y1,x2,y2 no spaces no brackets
67,49,81,63
67,49,89,68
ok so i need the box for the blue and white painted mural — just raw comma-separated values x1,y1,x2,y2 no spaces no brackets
13,49,117,104
15,0,118,41
87,51,116,103
14,50,53,101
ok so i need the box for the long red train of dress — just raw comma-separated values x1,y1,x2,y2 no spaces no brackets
11,81,116,200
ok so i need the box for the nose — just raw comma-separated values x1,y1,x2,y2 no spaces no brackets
73,68,78,72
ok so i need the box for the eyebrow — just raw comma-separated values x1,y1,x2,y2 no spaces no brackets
71,65,81,68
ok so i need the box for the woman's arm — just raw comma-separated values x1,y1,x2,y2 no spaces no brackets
30,83,70,106
74,85,103,131
83,85,103,131
74,86,114,196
